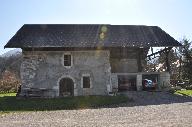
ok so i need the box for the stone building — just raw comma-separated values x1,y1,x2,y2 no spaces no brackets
4,24,181,97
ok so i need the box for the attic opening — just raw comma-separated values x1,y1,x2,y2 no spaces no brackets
146,47,173,72
64,54,72,66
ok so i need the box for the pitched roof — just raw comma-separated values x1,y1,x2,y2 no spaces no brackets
4,24,182,48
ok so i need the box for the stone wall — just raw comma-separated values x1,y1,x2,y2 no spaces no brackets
19,49,171,97
111,73,118,91
159,72,171,89
136,74,142,91
20,50,111,97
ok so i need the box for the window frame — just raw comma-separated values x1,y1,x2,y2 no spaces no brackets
62,52,73,68
81,74,92,89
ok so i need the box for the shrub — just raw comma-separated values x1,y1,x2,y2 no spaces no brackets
0,80,20,93
0,70,20,93
186,85,192,90
168,86,182,93
169,88,176,94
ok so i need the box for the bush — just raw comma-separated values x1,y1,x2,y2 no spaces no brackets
0,70,21,93
0,80,20,93
169,88,176,94
186,85,192,90
168,86,182,93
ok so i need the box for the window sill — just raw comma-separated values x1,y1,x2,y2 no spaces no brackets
64,66,72,69
82,88,92,89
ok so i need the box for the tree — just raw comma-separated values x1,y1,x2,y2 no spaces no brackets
0,53,22,79
178,38,192,83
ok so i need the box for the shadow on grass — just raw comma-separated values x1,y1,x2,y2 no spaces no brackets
1,92,192,113
0,95,132,112
118,91,192,107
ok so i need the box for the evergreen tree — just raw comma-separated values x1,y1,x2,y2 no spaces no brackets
178,38,192,83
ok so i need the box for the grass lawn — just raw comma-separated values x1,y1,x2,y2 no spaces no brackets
0,92,16,97
174,90,192,96
0,93,131,114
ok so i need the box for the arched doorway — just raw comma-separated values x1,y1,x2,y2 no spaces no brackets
59,78,74,97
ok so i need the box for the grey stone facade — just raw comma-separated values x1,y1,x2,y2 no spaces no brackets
19,49,171,98
20,50,111,97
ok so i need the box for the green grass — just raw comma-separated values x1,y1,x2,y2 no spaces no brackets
0,92,16,97
174,90,192,96
0,93,131,113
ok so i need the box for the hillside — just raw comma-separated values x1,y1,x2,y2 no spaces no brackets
0,49,22,79
1,49,21,57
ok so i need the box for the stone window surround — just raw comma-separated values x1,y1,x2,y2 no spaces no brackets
81,73,93,89
62,52,73,68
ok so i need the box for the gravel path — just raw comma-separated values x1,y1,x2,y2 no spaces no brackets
1,92,192,127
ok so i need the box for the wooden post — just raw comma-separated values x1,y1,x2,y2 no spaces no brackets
137,49,142,72
165,50,170,72
151,47,156,72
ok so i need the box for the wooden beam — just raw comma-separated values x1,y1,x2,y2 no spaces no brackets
165,50,170,72
147,47,172,61
137,49,142,72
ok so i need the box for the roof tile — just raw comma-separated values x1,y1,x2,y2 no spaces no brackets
4,24,182,48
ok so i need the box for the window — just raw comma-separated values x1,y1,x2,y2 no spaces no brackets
81,74,92,89
64,54,71,66
83,76,91,88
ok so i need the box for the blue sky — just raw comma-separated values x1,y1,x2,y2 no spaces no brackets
0,0,192,55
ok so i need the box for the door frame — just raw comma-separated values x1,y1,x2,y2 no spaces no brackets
57,75,77,97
